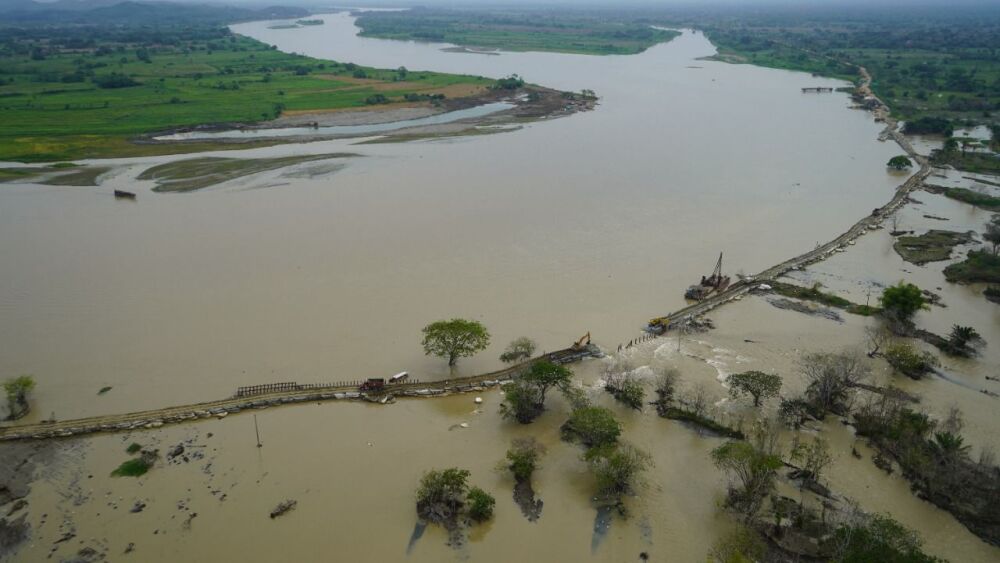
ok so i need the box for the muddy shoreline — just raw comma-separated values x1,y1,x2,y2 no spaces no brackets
134,85,594,148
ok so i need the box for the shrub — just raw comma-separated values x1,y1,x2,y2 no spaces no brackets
466,487,495,522
585,443,651,498
884,344,938,379
562,406,621,448
93,72,139,89
111,458,151,477
504,437,545,482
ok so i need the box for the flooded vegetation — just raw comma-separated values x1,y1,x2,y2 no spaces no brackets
2,3,1000,563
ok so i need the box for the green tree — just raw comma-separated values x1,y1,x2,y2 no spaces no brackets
884,343,938,379
709,525,766,563
929,432,970,466
504,437,545,482
415,468,469,524
711,440,782,519
726,371,782,407
421,318,490,367
947,325,982,356
499,336,536,363
943,137,959,153
830,513,944,563
790,436,833,484
466,487,495,522
585,442,651,499
880,282,927,324
522,360,572,404
887,155,913,170
499,379,544,423
3,375,35,420
562,406,621,448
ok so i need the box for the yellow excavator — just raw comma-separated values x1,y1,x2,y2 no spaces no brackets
647,317,670,334
571,332,591,349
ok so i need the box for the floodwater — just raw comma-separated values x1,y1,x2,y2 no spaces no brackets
2,11,998,563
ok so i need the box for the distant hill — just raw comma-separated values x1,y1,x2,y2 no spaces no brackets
0,0,310,24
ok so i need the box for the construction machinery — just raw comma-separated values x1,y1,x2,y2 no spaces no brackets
359,378,385,392
685,252,730,301
571,332,591,349
647,317,670,334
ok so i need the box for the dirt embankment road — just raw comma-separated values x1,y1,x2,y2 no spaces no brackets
651,65,929,331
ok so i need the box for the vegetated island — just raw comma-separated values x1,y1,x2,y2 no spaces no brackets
354,7,680,56
0,11,593,164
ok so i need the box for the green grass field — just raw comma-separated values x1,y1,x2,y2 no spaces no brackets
0,34,490,162
702,29,1000,125
356,9,679,56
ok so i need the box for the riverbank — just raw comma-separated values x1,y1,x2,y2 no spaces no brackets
0,24,594,163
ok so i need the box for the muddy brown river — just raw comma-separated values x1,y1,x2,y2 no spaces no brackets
1,11,998,563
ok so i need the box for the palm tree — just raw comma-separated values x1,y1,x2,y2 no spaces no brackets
930,432,970,465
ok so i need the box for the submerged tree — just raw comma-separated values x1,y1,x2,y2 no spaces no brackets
499,378,545,424
499,337,536,364
585,442,651,500
562,406,621,448
801,352,870,416
985,215,1000,256
880,282,927,327
604,360,645,410
947,325,983,356
421,318,490,367
500,360,573,424
884,343,938,379
466,487,495,522
887,155,913,170
711,439,783,520
652,368,680,416
522,360,572,405
504,437,546,482
416,468,470,524
790,435,833,485
3,375,35,420
726,371,782,407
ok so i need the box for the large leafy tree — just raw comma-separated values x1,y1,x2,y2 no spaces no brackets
522,360,572,404
726,371,781,407
499,336,536,364
879,282,927,324
562,406,621,448
711,440,782,519
421,318,490,367
887,155,913,170
500,361,573,424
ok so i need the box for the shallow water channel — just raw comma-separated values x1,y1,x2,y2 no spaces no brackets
2,11,996,563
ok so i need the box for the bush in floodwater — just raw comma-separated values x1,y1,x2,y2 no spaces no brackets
884,344,938,379
585,442,651,499
561,406,621,448
126,442,142,454
111,457,151,477
466,487,495,522
504,437,545,482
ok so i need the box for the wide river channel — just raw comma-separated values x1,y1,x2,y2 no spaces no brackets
7,11,994,563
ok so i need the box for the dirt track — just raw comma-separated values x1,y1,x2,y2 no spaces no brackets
0,347,593,442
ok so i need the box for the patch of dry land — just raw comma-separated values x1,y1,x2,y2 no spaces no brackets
137,154,357,193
